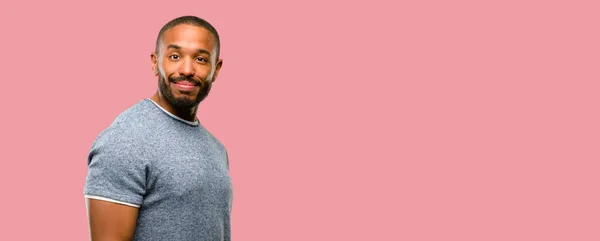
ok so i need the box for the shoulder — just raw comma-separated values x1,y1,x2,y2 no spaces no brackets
199,125,227,151
111,99,159,131
90,99,159,154
197,125,229,167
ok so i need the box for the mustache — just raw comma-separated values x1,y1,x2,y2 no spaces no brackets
168,75,202,85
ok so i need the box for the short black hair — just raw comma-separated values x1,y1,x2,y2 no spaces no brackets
155,16,221,61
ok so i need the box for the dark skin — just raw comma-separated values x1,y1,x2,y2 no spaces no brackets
87,199,138,241
86,24,223,241
150,24,223,121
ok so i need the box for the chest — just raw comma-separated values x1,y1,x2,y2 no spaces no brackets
145,136,232,206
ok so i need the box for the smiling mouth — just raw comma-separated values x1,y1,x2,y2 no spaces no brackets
172,81,198,91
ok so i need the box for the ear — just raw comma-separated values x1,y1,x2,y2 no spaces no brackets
151,52,159,76
211,59,224,83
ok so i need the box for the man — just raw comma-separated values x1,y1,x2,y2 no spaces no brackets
83,16,232,241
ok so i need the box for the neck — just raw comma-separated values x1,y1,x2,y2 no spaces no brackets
150,92,198,122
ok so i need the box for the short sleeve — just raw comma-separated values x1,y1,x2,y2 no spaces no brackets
83,129,148,206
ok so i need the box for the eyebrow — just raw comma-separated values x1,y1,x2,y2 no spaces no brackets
167,44,212,56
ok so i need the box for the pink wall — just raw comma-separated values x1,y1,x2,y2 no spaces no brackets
0,0,598,240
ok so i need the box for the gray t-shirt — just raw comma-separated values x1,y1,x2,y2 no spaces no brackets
83,99,233,241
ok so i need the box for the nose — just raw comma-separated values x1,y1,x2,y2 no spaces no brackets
178,58,195,77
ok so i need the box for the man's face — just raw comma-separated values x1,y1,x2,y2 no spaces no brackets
152,24,222,108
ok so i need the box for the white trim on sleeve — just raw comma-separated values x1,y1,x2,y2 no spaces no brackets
85,195,141,208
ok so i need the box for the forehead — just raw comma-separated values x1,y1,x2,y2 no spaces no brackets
161,24,216,52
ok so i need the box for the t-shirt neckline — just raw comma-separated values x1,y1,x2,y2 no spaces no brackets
146,98,200,126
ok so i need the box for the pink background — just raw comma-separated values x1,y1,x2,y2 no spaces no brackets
1,0,599,240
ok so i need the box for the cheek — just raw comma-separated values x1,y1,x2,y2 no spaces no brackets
197,67,214,80
157,63,167,78
159,61,179,77
159,68,166,79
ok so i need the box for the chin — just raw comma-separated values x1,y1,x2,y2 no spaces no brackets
162,92,195,108
170,98,199,108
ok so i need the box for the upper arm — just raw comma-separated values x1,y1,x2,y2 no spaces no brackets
86,198,139,241
83,129,148,240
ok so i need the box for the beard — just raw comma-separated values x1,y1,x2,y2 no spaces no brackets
158,73,212,108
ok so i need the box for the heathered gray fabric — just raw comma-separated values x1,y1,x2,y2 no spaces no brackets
84,99,233,241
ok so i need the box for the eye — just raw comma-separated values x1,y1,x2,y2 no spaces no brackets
169,54,180,60
195,57,208,63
